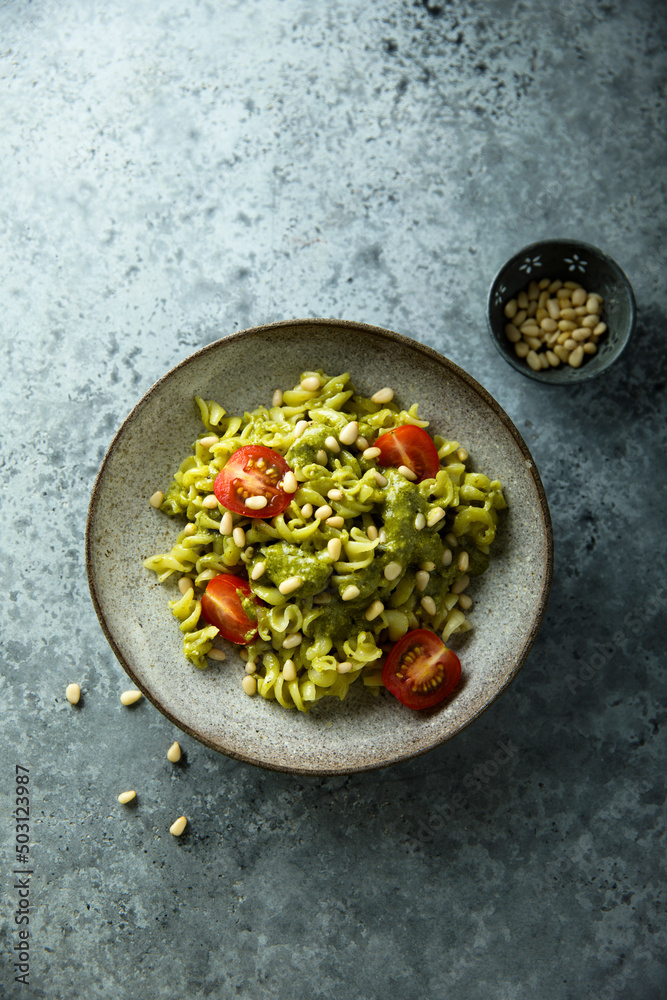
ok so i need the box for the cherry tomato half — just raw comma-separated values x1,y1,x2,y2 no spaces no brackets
200,574,260,644
382,629,461,710
213,445,293,517
374,425,440,483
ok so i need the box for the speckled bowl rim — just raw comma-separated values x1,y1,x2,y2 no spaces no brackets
86,319,553,774
486,238,637,384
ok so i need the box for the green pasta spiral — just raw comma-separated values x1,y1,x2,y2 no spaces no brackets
144,371,506,708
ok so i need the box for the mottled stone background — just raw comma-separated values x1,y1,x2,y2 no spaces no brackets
1,1,665,998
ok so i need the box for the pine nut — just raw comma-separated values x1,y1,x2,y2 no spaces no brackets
167,742,182,763
514,309,527,327
242,676,256,696
420,596,437,616
342,585,360,601
279,576,303,595
414,513,426,530
568,345,585,368
582,314,598,328
339,421,359,445
583,342,597,355
505,323,521,343
316,450,328,465
66,683,81,705
416,570,430,591
272,389,283,407
546,350,561,367
149,491,164,508
282,660,297,682
527,350,541,371
547,299,561,320
282,632,303,648
201,436,220,451
442,548,452,567
458,550,469,572
538,278,550,289
526,337,542,351
328,488,344,500
337,661,353,673
326,516,344,528
504,298,518,319
457,448,468,462
548,280,562,293
233,526,246,547
426,507,445,527
540,318,558,332
315,504,333,520
558,320,576,332
528,280,539,300
420,560,436,571
398,465,417,481
514,341,529,358
451,574,469,594
170,816,188,836
586,296,601,314
371,387,394,404
118,790,136,804
202,494,218,509
593,321,607,336
325,435,340,453
301,375,321,391
378,529,387,544
571,287,587,306
365,599,384,621
183,523,196,536
294,419,309,438
220,511,233,535
445,532,458,548
384,561,402,581
282,471,298,494
458,594,473,610
178,576,194,596
245,660,256,674
327,538,342,560
356,436,369,450
373,471,388,487
251,562,266,580
363,447,381,460
120,690,143,706
301,503,313,517
245,495,268,510
572,328,589,342
367,525,378,540
560,308,576,321
520,323,540,337
312,591,332,605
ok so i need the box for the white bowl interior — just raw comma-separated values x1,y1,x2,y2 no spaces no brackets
87,320,552,773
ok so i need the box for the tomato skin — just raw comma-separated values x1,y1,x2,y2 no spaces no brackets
200,574,260,644
382,629,461,709
213,445,293,517
374,426,440,482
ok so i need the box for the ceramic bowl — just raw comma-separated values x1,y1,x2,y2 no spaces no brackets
86,319,553,774
487,239,637,384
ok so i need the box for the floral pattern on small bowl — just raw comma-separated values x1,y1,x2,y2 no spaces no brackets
518,255,542,275
564,253,587,273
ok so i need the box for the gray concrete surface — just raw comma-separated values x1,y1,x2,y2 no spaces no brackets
1,1,665,997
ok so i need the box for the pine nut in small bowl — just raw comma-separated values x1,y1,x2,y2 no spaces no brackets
487,239,637,384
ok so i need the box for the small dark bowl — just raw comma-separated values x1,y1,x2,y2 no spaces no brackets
487,239,637,384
